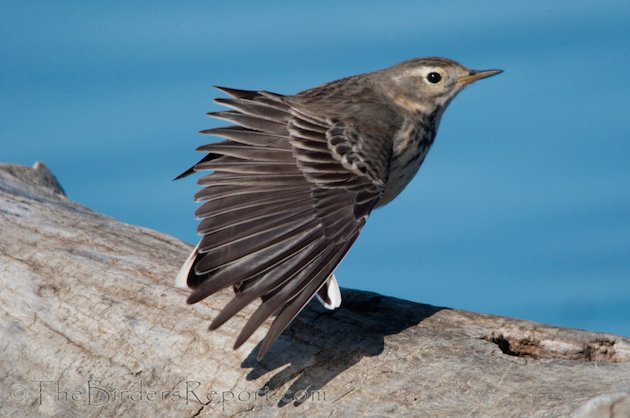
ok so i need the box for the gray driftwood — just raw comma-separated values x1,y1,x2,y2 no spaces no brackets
1,162,629,418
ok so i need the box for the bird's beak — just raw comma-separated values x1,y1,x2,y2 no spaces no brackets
459,69,503,86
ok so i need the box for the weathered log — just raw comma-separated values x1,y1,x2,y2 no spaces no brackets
1,162,629,417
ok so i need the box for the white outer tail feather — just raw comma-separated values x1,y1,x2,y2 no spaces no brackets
175,244,199,289
316,273,342,310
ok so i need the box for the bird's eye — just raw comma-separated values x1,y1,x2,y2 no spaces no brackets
427,72,442,84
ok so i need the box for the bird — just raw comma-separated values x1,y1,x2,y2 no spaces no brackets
175,57,501,360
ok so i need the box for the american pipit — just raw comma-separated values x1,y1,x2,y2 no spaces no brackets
176,57,501,359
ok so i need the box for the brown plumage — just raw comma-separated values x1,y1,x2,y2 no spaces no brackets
176,58,501,359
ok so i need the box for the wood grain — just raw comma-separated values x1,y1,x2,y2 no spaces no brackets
1,162,629,417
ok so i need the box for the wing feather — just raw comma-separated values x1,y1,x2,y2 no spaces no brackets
177,85,391,358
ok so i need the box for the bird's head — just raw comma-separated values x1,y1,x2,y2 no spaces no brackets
377,57,502,115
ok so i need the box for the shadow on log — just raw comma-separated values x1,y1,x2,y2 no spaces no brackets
1,162,629,417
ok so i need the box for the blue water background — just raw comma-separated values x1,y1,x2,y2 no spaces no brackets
2,1,629,336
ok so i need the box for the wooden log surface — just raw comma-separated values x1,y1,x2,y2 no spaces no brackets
1,162,629,417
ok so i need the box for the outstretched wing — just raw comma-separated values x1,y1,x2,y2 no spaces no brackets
177,86,392,359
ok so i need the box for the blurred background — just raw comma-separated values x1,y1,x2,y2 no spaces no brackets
2,1,629,337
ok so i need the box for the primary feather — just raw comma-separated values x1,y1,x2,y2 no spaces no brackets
177,86,387,360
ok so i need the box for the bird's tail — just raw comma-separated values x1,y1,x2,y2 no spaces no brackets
316,273,342,309
175,244,200,289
